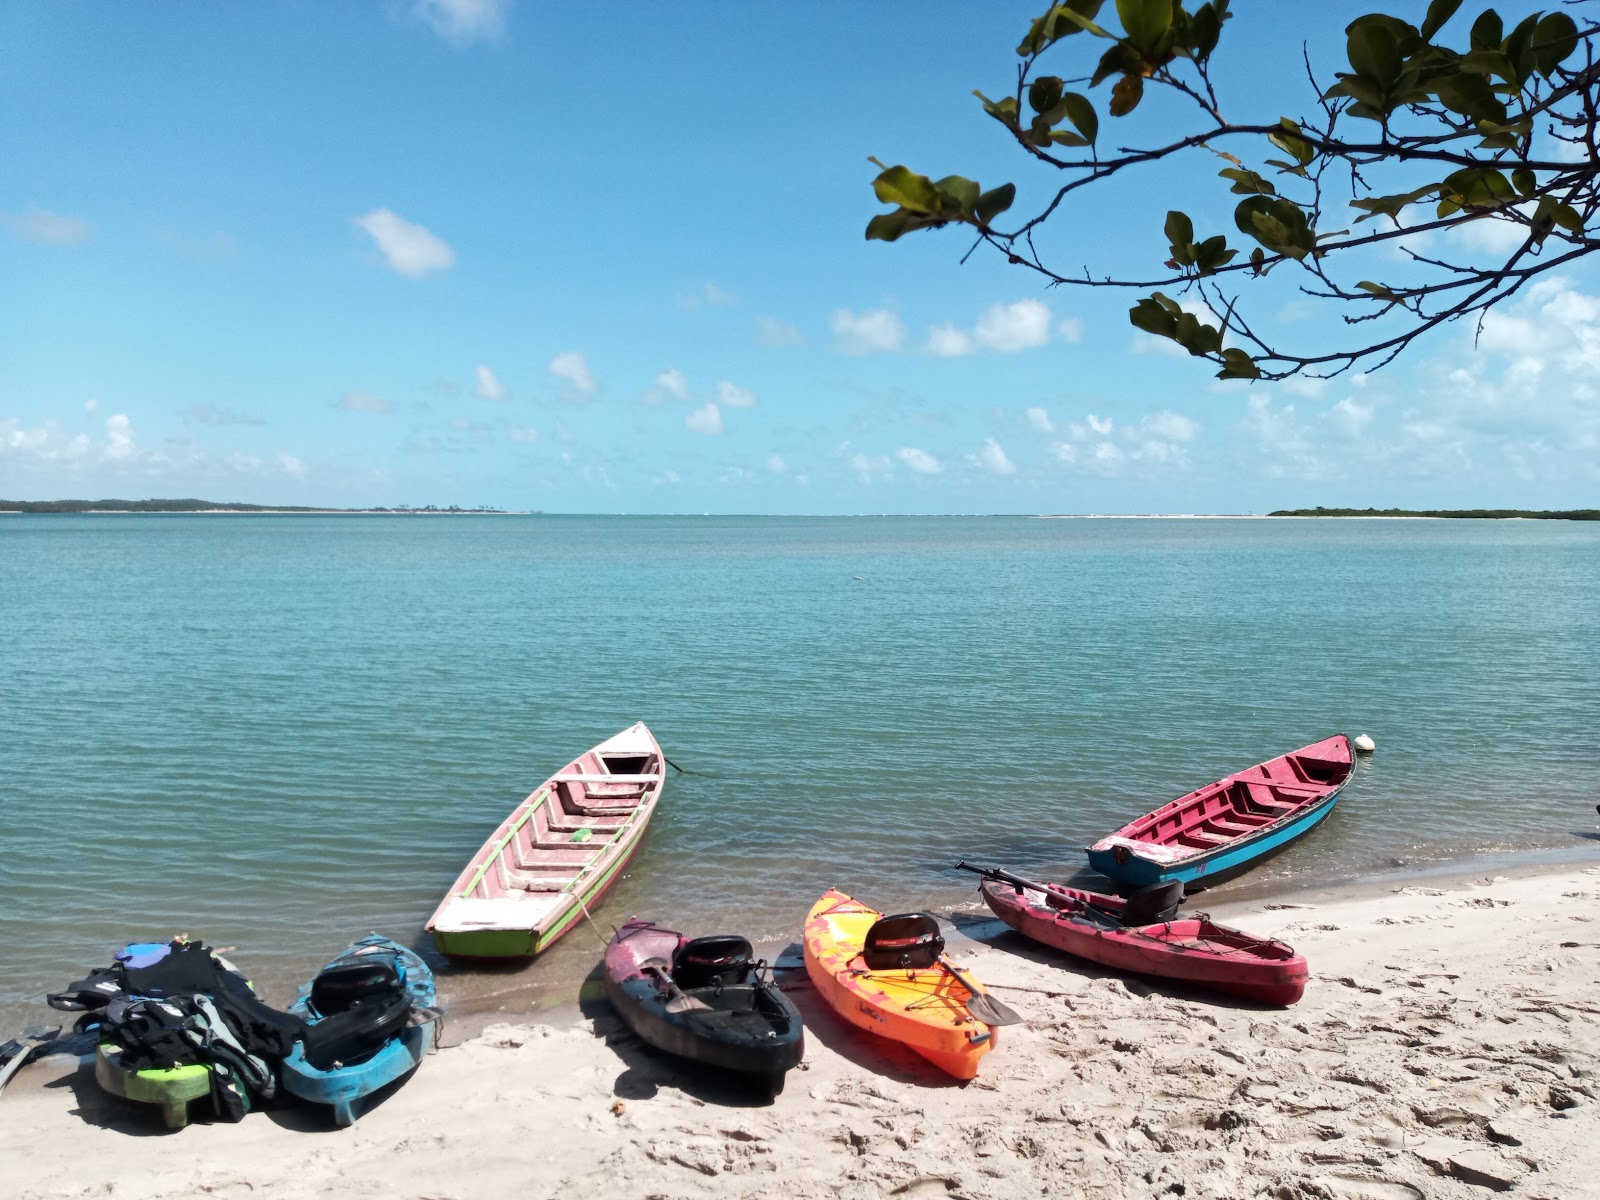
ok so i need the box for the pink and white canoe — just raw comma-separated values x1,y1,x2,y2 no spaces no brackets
426,722,666,960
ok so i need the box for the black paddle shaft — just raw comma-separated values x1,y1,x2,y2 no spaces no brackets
953,860,1050,894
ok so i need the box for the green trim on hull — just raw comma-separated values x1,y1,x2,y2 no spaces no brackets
432,836,645,960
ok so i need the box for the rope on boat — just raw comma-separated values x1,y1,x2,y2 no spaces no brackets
570,887,614,951
663,754,708,776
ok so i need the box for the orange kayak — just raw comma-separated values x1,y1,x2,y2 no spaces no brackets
802,889,999,1080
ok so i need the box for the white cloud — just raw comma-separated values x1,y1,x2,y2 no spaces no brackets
896,447,942,474
971,437,1015,474
277,452,307,476
104,414,134,460
84,398,99,413
716,380,757,409
766,454,788,475
831,307,905,355
352,208,456,278
1066,414,1114,440
408,0,511,45
507,423,540,443
1025,406,1055,434
1,206,90,245
975,299,1052,352
1329,398,1373,437
926,325,973,357
678,281,739,310
756,316,806,347
850,452,892,481
1094,442,1123,463
339,391,394,414
654,367,689,402
474,364,508,401
1142,410,1196,442
685,402,723,435
549,351,598,399
1058,316,1084,343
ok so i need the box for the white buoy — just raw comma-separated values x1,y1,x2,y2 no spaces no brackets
1353,733,1376,753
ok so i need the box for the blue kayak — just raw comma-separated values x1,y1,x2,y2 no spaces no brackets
280,934,438,1127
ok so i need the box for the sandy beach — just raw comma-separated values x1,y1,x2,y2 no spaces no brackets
5,862,1597,1200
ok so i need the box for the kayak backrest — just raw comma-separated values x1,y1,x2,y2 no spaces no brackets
861,913,944,971
297,990,413,1070
1121,881,1184,926
673,935,754,990
310,955,403,1017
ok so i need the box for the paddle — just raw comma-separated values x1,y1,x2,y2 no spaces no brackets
641,960,712,1014
936,958,1023,1027
0,1026,61,1099
954,860,1050,894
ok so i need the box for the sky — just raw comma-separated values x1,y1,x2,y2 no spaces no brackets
3,1,1596,514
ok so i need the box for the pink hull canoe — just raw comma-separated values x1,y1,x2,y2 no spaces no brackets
980,878,1308,1006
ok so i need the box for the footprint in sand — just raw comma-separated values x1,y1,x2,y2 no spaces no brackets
1458,897,1511,908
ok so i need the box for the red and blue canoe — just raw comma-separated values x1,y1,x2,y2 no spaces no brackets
961,863,1308,1006
1085,734,1354,890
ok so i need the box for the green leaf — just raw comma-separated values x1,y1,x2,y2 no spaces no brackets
1185,1,1225,62
1356,280,1399,301
1129,296,1179,338
1048,129,1091,147
1434,70,1507,124
1511,168,1536,196
872,165,941,214
934,175,980,216
1533,12,1579,76
1029,76,1065,114
1349,184,1438,222
1437,167,1517,215
1219,166,1275,196
1503,13,1540,87
866,211,916,242
1266,118,1315,168
1420,0,1464,42
1116,0,1173,54
1217,348,1260,380
1019,0,1111,52
1544,198,1585,233
1235,195,1315,259
1346,18,1403,86
1469,9,1502,52
1061,92,1099,143
1164,209,1196,264
1249,246,1265,273
1194,234,1234,273
973,90,1021,130
1109,73,1144,116
975,183,1017,225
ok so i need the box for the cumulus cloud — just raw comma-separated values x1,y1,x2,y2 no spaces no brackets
353,208,456,278
1058,316,1084,343
407,0,511,45
84,398,99,413
1,206,91,245
685,402,723,435
850,451,892,481
766,454,788,474
507,423,540,444
1142,410,1196,442
716,380,757,408
677,281,739,310
549,350,598,400
654,367,689,403
339,391,394,414
104,414,134,460
896,447,942,474
971,438,1015,474
756,316,806,347
1026,406,1055,434
277,452,307,476
832,307,905,355
474,365,508,401
926,325,973,357
974,299,1052,352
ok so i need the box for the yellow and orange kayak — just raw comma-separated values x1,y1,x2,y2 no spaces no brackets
802,888,999,1080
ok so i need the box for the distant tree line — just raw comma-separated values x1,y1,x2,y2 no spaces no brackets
1269,506,1599,519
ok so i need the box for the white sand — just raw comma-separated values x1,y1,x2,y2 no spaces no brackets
5,866,1598,1200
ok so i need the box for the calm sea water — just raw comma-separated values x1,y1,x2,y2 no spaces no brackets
2,514,1596,1028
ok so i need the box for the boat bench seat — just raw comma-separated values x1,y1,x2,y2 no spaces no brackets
508,871,572,892
551,773,661,784
1188,830,1231,845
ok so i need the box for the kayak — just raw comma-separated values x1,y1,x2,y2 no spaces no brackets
1086,735,1355,889
603,919,803,1097
280,935,438,1127
802,889,1005,1080
427,723,666,959
962,863,1308,1006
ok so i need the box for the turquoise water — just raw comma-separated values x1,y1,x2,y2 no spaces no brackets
2,514,1596,1027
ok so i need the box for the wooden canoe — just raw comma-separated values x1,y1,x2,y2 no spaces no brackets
974,870,1308,1006
603,918,804,1096
426,722,665,959
802,889,999,1080
1085,734,1354,890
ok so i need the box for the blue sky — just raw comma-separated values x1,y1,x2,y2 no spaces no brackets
3,1,1595,513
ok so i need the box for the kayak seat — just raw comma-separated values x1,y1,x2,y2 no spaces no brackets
1121,881,1184,926
310,955,402,1016
674,936,755,990
297,990,412,1071
861,913,944,971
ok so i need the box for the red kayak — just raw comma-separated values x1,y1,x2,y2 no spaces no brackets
959,863,1308,1006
